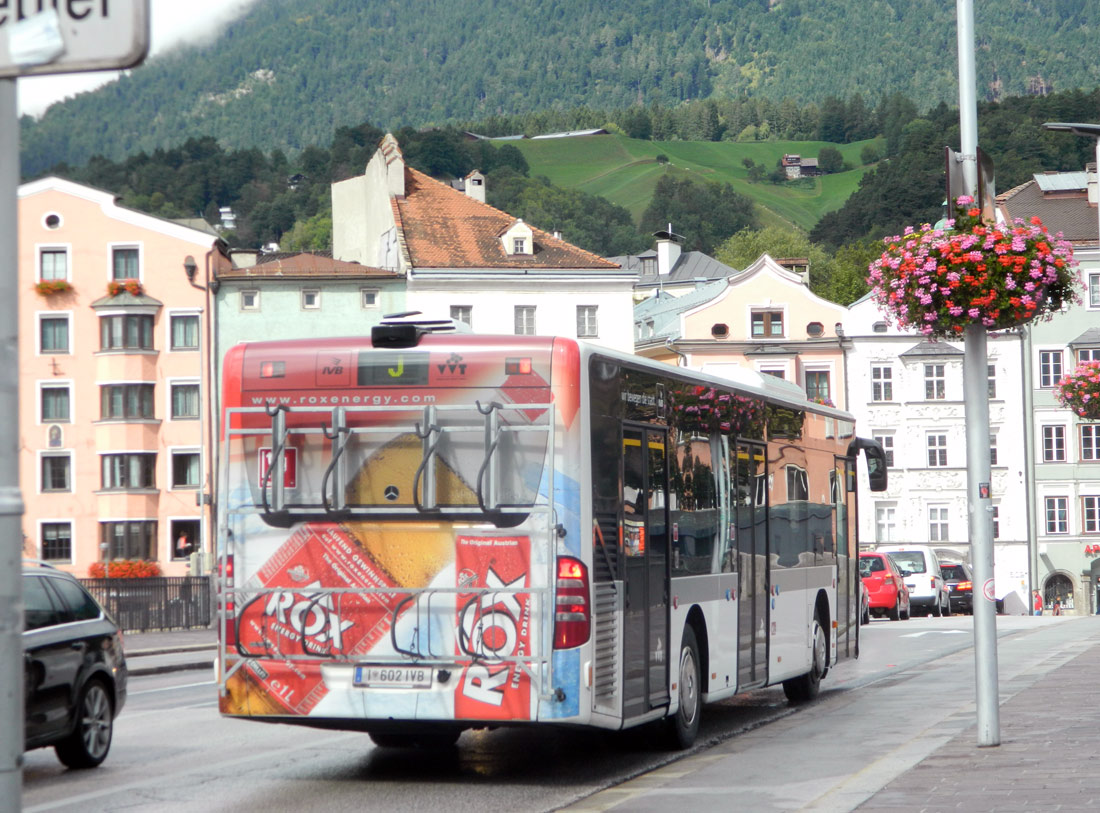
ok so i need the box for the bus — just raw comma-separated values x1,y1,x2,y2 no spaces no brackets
215,318,887,749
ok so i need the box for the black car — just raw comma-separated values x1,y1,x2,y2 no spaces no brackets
23,561,128,768
940,562,974,615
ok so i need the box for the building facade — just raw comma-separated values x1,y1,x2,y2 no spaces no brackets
19,177,228,576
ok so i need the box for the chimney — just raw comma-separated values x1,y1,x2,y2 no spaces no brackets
465,170,486,203
379,133,405,198
654,224,682,276
1088,162,1097,208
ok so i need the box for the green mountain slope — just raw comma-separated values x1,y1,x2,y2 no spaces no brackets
20,0,1100,174
510,135,873,231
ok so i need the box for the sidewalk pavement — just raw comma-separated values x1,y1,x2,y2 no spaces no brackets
132,619,1100,811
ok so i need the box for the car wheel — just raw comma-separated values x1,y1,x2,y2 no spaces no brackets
888,596,900,621
901,600,910,620
55,680,113,769
784,611,826,704
665,625,702,749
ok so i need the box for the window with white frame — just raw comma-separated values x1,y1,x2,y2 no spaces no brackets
101,453,156,490
1084,496,1100,534
989,433,998,466
513,237,527,254
301,289,321,310
170,383,200,420
805,370,830,402
1079,347,1100,364
873,433,895,467
987,363,997,398
241,290,260,311
875,503,897,543
41,453,71,492
41,522,72,562
170,314,199,350
361,289,379,309
40,383,71,423
924,364,945,399
1042,425,1067,462
871,365,893,401
450,305,472,327
751,310,784,338
39,314,70,354
786,465,809,500
1082,424,1100,461
928,505,949,541
514,305,535,336
39,247,68,281
927,433,948,467
576,305,598,338
171,450,201,489
1089,271,1099,308
1045,496,1069,534
111,246,140,280
1039,349,1063,388
101,383,155,420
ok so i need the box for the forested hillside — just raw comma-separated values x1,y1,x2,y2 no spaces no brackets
20,0,1100,173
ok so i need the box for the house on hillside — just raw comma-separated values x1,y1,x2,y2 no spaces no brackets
18,176,231,577
999,165,1100,614
781,154,820,179
609,229,738,301
332,134,636,351
633,253,849,408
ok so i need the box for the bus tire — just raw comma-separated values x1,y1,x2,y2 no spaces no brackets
783,611,826,704
665,625,701,750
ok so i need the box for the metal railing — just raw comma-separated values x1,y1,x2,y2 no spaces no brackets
81,577,212,632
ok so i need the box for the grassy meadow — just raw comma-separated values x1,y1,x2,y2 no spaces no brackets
505,134,881,232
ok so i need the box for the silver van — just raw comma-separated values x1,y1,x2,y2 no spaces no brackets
877,545,951,617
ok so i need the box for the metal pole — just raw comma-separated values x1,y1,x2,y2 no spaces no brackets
957,0,1000,747
0,76,25,811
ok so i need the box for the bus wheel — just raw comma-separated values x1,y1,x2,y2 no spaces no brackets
783,612,826,704
665,625,701,749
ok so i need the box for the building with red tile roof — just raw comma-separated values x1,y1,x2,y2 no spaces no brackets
333,134,637,351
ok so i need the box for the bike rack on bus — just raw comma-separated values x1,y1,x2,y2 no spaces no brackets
218,400,565,704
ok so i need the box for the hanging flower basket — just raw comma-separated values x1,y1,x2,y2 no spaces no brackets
809,396,835,408
107,278,143,297
1057,360,1100,421
35,279,73,296
867,196,1082,338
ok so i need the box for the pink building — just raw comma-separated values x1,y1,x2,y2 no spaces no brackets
19,177,228,577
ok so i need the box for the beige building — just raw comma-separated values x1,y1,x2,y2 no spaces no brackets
19,177,228,576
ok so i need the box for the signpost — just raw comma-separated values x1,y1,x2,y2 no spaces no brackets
0,6,149,810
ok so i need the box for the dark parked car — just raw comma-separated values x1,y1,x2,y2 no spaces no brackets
23,561,128,768
941,562,974,615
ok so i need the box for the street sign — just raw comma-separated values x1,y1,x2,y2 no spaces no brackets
0,2,149,78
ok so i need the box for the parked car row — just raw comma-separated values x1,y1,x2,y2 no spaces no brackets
859,545,976,622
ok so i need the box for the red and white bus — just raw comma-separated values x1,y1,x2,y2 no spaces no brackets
215,318,886,748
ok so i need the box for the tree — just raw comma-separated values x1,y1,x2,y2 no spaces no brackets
818,146,844,174
640,176,758,255
714,225,853,303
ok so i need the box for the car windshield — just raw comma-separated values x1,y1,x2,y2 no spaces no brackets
887,551,926,574
941,564,966,580
859,556,885,576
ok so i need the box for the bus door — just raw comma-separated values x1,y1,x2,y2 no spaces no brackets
734,440,768,690
834,455,856,658
621,425,670,719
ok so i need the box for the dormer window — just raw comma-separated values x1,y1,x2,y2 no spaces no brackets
501,219,534,256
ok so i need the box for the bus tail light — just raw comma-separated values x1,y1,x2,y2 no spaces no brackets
554,556,590,649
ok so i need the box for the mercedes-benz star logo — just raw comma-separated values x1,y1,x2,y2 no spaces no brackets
383,485,400,501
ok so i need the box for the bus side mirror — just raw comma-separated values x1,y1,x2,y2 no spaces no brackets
847,437,888,493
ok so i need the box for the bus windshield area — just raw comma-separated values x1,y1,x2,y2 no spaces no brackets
224,400,553,527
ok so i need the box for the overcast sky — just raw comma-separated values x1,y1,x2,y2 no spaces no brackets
17,0,259,118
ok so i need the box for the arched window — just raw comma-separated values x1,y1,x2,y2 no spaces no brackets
1043,573,1075,612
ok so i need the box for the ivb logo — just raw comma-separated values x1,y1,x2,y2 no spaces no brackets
322,357,344,376
315,351,352,385
438,353,467,376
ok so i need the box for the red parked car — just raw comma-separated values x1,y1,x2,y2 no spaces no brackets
859,552,911,621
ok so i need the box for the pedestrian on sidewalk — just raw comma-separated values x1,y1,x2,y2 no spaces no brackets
1033,589,1043,616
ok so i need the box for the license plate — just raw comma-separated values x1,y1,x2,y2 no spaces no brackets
354,665,432,689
